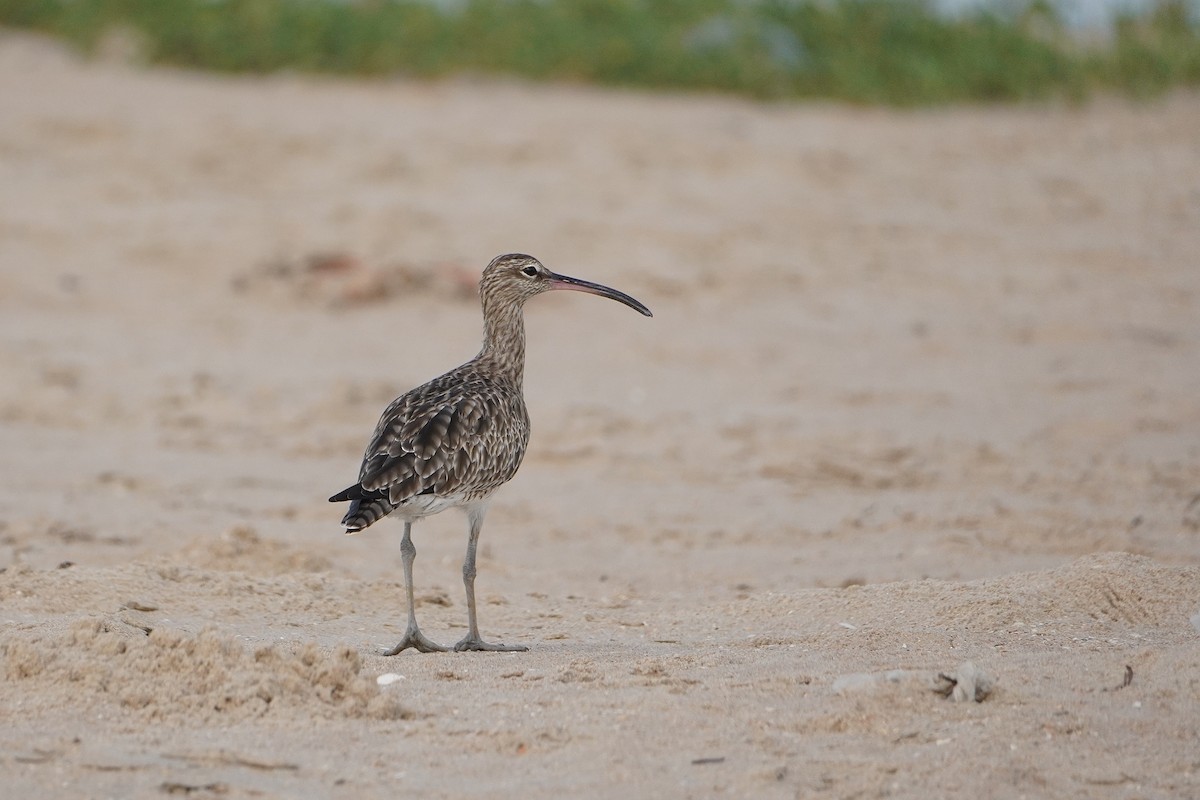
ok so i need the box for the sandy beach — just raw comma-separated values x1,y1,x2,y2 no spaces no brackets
1,30,1199,798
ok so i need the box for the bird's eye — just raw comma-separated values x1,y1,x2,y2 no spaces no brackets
521,266,538,277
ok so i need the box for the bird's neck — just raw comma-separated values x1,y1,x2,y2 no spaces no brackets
478,296,526,386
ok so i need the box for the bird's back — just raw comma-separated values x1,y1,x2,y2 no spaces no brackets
331,361,530,532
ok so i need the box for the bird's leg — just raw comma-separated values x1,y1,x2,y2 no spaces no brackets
382,521,449,655
454,506,528,653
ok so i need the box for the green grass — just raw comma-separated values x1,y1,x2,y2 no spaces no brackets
1,0,1198,105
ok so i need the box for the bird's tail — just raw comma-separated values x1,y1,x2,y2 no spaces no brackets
329,485,394,533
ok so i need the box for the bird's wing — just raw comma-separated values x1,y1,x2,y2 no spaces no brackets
354,372,526,505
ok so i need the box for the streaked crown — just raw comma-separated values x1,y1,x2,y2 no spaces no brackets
479,253,554,308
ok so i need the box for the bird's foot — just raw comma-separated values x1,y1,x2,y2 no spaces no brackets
453,636,528,653
381,627,450,655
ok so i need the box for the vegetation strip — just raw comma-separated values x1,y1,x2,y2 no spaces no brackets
1,0,1197,104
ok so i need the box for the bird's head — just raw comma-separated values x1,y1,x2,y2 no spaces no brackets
480,253,652,317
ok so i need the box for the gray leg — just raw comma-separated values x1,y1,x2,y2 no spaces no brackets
382,521,449,655
454,505,527,652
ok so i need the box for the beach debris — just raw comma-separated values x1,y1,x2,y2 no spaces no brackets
934,661,994,702
161,782,229,795
232,252,476,308
1103,665,1134,692
163,749,299,771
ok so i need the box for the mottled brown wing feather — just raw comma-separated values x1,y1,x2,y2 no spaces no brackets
356,366,529,506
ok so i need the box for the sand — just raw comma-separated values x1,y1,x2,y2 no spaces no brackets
1,29,1199,799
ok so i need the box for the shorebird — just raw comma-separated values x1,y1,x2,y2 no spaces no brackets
330,254,651,654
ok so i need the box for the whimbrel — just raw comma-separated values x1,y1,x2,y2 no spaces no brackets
330,254,651,654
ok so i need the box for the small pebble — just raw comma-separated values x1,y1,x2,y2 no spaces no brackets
376,673,405,686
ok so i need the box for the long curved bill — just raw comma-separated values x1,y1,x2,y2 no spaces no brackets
546,271,653,317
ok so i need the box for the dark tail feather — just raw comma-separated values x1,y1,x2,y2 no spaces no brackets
330,485,394,532
329,484,364,503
